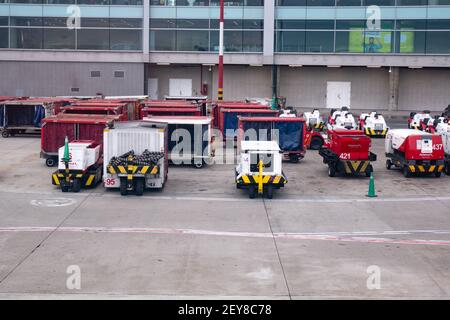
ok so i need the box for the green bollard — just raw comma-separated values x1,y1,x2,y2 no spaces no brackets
367,172,377,197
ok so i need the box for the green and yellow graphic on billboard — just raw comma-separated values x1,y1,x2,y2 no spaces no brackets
348,28,392,53
399,31,414,53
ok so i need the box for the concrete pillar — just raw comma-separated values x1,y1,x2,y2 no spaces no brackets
143,0,150,55
263,0,275,65
388,66,399,113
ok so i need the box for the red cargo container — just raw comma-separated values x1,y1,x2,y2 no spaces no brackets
212,102,268,128
237,117,306,163
141,107,202,118
82,99,141,120
319,129,376,177
219,108,279,139
61,103,128,120
41,114,118,167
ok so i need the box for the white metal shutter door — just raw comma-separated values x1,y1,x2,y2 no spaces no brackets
326,81,351,109
169,79,192,97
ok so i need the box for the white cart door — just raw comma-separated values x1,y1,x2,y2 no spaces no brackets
326,81,351,109
169,79,192,97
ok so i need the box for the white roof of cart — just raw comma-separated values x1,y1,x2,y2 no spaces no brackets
389,129,432,138
241,141,280,152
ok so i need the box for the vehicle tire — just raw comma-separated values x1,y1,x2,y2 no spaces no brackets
120,178,128,196
310,136,323,150
365,164,373,177
45,157,56,167
402,166,411,178
72,178,81,193
386,159,392,170
61,185,69,193
265,185,274,199
134,178,144,196
193,161,204,169
248,185,257,199
435,171,442,178
328,164,336,177
1,130,9,138
445,163,450,176
289,154,300,163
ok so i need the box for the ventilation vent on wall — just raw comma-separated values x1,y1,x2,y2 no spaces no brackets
90,71,101,77
114,71,125,78
71,87,80,92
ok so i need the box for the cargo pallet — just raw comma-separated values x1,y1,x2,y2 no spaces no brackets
319,148,376,177
385,152,445,178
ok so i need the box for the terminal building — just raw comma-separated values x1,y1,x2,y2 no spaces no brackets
0,0,450,111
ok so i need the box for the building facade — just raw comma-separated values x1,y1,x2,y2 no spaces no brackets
0,0,450,111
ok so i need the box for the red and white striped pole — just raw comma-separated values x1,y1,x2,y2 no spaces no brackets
218,0,224,101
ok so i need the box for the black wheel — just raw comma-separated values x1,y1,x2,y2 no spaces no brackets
120,178,128,196
72,178,82,193
445,163,450,176
289,154,300,163
310,136,323,150
328,164,336,177
265,185,274,199
45,157,57,167
193,161,204,169
386,159,392,170
365,164,373,178
61,185,69,193
134,178,144,196
435,171,442,178
2,130,9,138
402,166,411,178
248,185,257,199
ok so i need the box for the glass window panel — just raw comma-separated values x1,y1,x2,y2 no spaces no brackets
210,19,243,29
276,0,306,4
81,18,109,28
110,18,142,28
77,0,110,4
150,30,176,50
9,0,43,3
429,0,450,4
176,30,208,51
110,29,142,50
77,29,109,50
396,20,426,30
426,31,450,53
427,20,450,30
245,0,263,4
305,31,334,52
10,17,42,27
210,30,242,52
176,0,209,4
43,17,69,27
363,0,394,5
306,0,335,5
43,28,75,49
10,28,43,49
394,30,425,53
362,31,393,53
276,30,305,52
150,19,176,28
336,0,362,5
242,30,262,52
243,19,263,29
0,17,8,26
306,20,334,30
0,28,8,48
176,19,209,29
396,0,427,4
276,20,305,30
111,0,143,4
336,20,366,30
44,0,75,3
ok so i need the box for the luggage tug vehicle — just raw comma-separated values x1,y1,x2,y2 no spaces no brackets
385,129,445,177
319,130,376,177
52,137,103,192
358,112,389,137
304,109,325,150
235,141,287,199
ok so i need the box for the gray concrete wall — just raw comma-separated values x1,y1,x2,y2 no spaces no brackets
279,66,390,110
148,64,272,101
398,68,450,112
0,61,144,97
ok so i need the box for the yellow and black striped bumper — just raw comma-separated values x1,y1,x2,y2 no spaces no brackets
107,164,158,176
343,161,371,175
52,172,97,187
408,164,444,174
237,174,287,186
364,128,388,136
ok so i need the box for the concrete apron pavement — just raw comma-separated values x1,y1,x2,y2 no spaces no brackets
0,137,450,298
